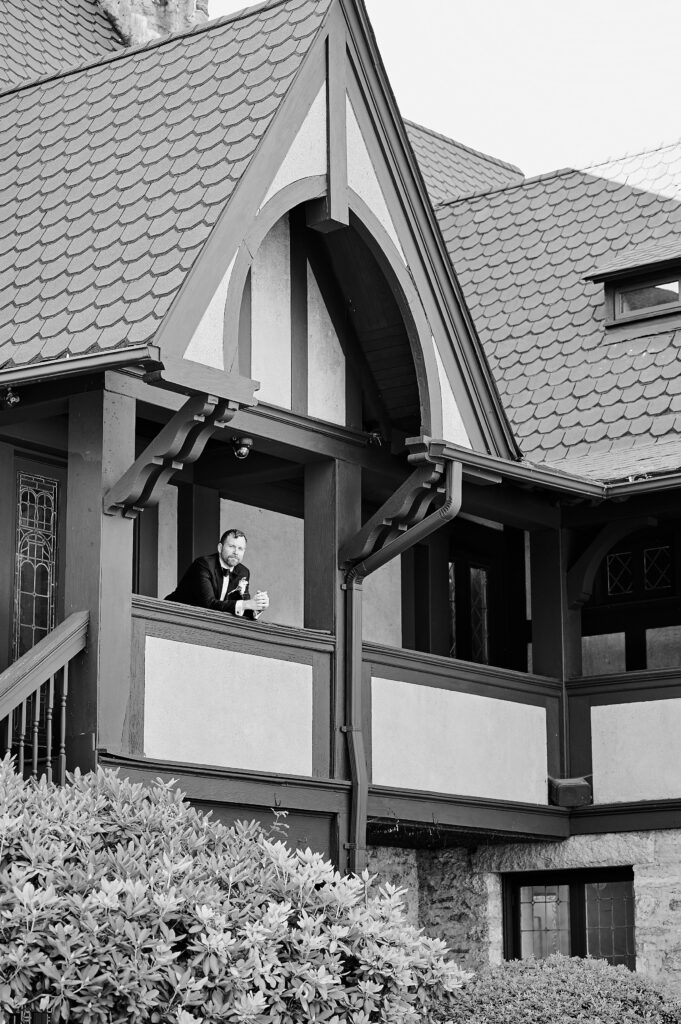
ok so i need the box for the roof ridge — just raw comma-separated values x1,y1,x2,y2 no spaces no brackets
405,118,523,175
435,166,580,208
585,136,681,170
0,0,293,100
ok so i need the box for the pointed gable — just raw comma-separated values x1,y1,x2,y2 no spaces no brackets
0,0,331,371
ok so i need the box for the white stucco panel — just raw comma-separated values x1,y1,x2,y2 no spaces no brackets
346,96,405,260
363,559,402,648
307,263,345,424
263,85,327,206
371,676,547,804
182,254,236,369
144,636,312,775
251,214,291,408
432,337,471,448
592,699,681,803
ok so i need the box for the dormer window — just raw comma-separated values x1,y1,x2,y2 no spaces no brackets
585,241,681,327
615,275,681,319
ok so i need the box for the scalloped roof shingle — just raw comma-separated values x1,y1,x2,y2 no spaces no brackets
0,0,123,89
405,120,524,206
437,159,681,480
0,0,331,371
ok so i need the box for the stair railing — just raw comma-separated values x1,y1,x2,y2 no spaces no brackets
0,611,89,784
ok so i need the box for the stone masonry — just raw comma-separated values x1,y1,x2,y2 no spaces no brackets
370,828,681,993
96,0,208,45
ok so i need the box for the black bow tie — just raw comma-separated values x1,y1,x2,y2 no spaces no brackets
219,566,232,578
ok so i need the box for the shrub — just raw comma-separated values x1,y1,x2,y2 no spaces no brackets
445,954,681,1023
0,758,468,1024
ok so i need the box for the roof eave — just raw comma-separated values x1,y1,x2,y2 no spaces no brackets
0,346,161,386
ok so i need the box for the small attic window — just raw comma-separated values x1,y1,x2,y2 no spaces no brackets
585,242,681,327
615,275,681,319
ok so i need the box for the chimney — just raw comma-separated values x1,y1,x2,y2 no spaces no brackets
96,0,209,46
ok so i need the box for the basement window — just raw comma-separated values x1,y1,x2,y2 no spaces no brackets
503,868,635,970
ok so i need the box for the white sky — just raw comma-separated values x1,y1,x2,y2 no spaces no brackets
208,0,681,177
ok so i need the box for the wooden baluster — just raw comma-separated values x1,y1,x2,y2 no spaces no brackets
17,700,26,777
1,713,10,760
31,688,41,779
45,676,55,785
57,665,69,786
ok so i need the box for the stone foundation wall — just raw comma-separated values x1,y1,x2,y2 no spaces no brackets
369,828,681,992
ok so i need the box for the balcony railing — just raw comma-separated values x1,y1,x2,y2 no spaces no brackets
130,596,335,778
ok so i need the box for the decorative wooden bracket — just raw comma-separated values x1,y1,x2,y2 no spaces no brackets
567,516,657,608
340,460,463,581
340,461,445,568
103,393,239,518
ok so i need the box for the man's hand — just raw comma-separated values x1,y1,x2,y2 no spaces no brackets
243,591,269,613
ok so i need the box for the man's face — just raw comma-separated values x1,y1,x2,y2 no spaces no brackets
218,534,246,567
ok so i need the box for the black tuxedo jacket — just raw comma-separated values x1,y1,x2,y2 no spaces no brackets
165,553,256,618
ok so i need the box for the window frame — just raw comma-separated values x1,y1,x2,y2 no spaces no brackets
605,268,681,326
503,867,635,968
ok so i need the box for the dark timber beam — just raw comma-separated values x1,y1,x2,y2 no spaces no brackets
65,389,136,766
307,14,348,232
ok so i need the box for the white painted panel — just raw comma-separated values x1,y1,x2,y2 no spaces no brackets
251,215,291,408
220,499,303,628
346,97,404,260
307,263,345,425
263,86,327,205
157,483,178,599
582,633,626,675
432,338,471,448
371,677,547,804
647,626,681,669
183,254,236,369
144,636,312,774
364,560,402,647
592,699,681,803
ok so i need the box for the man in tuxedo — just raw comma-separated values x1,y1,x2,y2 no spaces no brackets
165,529,269,619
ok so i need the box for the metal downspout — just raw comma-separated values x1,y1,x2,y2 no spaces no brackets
342,460,462,873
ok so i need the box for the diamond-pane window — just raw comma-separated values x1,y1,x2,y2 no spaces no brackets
12,472,59,662
644,546,672,591
607,551,633,596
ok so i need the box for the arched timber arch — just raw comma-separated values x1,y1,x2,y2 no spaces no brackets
221,178,443,439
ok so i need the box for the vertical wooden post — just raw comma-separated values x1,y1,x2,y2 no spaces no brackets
529,527,582,777
0,442,14,674
64,389,136,769
304,459,360,865
177,482,220,579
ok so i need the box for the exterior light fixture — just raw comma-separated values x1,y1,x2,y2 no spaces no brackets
0,387,20,409
231,436,253,460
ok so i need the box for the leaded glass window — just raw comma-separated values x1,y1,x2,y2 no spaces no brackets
606,551,633,596
12,472,59,662
506,870,635,971
643,545,672,591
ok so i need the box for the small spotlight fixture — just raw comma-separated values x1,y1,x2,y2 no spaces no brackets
231,436,253,460
0,387,20,410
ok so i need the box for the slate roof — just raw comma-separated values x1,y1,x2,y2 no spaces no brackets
586,139,681,204
0,0,123,90
437,163,681,479
0,0,330,371
405,120,524,206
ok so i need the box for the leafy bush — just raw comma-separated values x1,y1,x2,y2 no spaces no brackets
445,954,681,1023
0,759,468,1024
